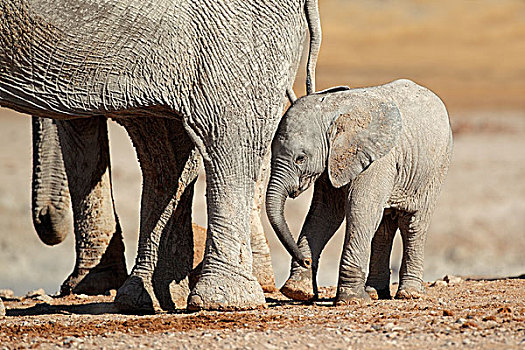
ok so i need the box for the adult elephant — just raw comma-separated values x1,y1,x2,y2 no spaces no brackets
0,0,321,311
31,116,276,299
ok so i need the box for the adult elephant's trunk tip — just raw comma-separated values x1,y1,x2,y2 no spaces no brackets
266,182,311,268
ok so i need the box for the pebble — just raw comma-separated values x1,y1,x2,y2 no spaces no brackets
0,299,5,316
456,318,467,324
36,294,54,303
0,289,14,299
63,336,83,345
443,275,462,285
431,281,447,288
462,338,472,345
24,288,46,298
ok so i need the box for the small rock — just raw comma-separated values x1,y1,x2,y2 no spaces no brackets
497,307,511,314
431,280,447,288
36,294,54,303
443,275,462,285
456,318,467,324
76,294,89,299
25,288,46,299
462,338,472,345
0,289,14,299
443,310,454,316
63,336,83,345
371,324,381,331
384,322,395,330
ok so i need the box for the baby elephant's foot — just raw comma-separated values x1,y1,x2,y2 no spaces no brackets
365,285,392,300
395,285,424,300
335,286,371,306
280,269,314,301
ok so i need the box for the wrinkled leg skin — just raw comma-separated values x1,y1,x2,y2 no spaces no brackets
57,117,128,295
31,117,72,246
114,118,200,313
365,211,398,300
281,172,345,301
250,149,277,292
335,176,393,306
395,211,432,300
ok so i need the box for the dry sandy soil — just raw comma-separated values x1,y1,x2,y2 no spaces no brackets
0,0,524,348
1,278,524,349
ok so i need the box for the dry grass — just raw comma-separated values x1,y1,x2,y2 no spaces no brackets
294,0,525,112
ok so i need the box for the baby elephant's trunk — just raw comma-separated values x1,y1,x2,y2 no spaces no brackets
265,176,311,268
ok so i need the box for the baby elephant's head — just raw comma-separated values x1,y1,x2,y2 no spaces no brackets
266,86,402,267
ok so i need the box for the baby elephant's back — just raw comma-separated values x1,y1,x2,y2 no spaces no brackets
379,79,452,157
377,79,453,207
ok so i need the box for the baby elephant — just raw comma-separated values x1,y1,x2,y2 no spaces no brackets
266,79,452,305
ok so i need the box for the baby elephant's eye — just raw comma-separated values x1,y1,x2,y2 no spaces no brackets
295,154,307,165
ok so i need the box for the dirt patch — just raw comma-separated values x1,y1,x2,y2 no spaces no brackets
1,279,524,348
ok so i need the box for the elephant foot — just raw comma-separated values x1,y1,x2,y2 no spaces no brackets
335,286,372,306
60,263,128,296
187,272,266,311
252,253,277,293
280,269,315,301
365,285,392,300
114,275,158,314
395,286,424,300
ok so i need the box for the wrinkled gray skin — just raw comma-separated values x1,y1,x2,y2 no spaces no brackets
31,115,277,297
0,0,321,312
32,116,128,296
266,79,453,305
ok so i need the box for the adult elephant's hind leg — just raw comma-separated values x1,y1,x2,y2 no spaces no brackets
57,117,128,295
365,211,398,300
395,210,431,300
114,118,199,313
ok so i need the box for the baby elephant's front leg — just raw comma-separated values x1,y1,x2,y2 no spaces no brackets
336,204,386,305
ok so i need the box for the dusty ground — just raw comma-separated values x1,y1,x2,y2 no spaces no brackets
0,0,524,348
1,278,524,349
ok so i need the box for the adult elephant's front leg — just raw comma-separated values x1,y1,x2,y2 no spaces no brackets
57,117,127,295
114,118,200,313
187,139,266,310
250,148,276,292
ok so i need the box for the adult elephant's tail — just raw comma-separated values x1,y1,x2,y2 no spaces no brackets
31,117,72,245
305,0,322,94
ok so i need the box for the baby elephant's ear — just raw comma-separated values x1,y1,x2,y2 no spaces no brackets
327,100,402,188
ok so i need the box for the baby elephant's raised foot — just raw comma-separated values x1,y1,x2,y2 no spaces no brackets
395,286,424,300
365,285,392,300
335,287,372,306
280,269,315,301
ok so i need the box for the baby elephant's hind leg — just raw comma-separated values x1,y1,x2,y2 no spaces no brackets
395,211,432,299
365,211,398,299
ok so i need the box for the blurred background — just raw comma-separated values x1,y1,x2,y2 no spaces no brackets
1,0,524,295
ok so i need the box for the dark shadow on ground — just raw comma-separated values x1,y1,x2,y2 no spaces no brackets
465,273,525,281
6,302,121,316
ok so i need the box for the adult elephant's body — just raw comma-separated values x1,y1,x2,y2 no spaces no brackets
1,0,318,311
